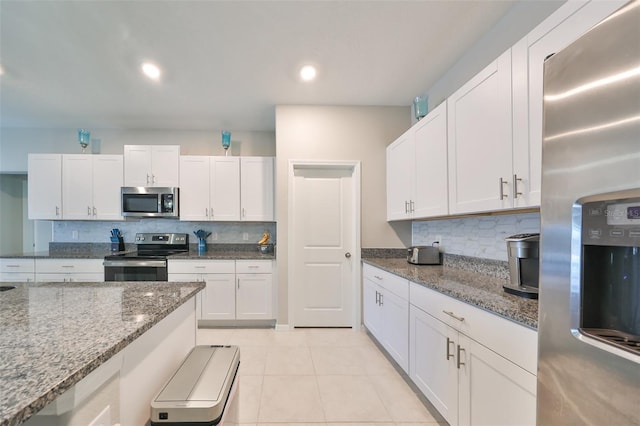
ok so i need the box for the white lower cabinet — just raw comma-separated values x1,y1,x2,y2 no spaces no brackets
34,259,104,282
0,258,36,282
362,264,409,372
409,281,537,426
236,260,273,320
168,259,274,321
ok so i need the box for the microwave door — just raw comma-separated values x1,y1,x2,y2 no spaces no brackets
122,193,159,213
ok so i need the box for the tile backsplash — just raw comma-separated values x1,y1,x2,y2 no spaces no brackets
53,219,276,245
412,212,540,261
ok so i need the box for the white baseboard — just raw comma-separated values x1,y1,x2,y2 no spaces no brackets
275,323,290,332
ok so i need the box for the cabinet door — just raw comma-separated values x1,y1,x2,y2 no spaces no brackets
92,155,123,220
457,334,537,426
380,288,409,372
447,50,513,214
414,102,448,218
123,145,153,186
179,156,211,221
150,145,180,187
409,305,458,425
62,155,94,220
201,273,236,320
386,129,414,221
236,273,272,319
362,278,382,339
240,157,274,221
211,156,241,221
512,0,625,209
28,154,62,220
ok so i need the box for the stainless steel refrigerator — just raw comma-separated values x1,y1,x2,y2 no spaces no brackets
538,1,640,424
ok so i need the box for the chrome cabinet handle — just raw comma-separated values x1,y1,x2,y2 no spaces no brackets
93,206,97,216
374,275,383,280
446,337,455,360
210,208,214,218
146,174,150,185
151,174,156,184
379,293,383,306
375,291,379,305
499,177,508,200
242,208,246,218
56,206,60,216
87,206,91,216
237,277,240,289
513,174,523,198
443,310,465,322
205,208,209,217
457,345,465,369
404,201,409,214
410,200,415,213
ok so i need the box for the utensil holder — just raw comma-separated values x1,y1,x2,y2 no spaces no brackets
198,239,207,253
111,236,124,252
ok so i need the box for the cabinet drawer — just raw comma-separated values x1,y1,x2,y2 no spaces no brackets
236,260,272,274
363,264,408,300
36,258,104,273
0,272,35,282
0,258,35,273
168,259,235,274
410,282,537,375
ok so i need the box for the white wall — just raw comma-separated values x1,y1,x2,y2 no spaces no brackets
275,105,411,324
0,128,275,173
421,0,563,113
0,174,27,255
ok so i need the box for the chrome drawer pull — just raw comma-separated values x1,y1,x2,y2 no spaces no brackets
443,310,465,322
374,275,383,280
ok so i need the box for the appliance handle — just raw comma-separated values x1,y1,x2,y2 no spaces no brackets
103,260,167,268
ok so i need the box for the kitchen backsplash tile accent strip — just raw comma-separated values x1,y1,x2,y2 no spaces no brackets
412,212,540,261
53,220,276,244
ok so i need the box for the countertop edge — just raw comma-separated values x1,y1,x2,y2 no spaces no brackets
3,282,204,426
362,258,538,330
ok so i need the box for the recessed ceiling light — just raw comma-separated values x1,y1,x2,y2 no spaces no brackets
141,62,161,80
0,64,4,76
300,65,317,82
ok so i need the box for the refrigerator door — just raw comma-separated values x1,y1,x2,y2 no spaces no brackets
538,1,640,424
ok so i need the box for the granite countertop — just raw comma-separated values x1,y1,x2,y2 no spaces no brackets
0,280,205,426
362,258,538,330
0,243,276,261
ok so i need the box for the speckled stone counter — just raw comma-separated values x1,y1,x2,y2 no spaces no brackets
0,280,205,426
171,246,275,260
362,257,538,330
0,243,275,261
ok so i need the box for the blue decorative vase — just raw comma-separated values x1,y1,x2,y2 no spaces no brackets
198,239,207,253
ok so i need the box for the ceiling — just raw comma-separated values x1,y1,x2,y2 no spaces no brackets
0,1,519,132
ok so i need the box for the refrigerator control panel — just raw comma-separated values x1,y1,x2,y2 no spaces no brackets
582,196,640,246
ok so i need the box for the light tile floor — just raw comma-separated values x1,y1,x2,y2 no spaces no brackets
196,327,447,426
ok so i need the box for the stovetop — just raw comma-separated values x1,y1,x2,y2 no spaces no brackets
104,233,189,260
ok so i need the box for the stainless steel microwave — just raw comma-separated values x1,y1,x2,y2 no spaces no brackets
121,187,179,218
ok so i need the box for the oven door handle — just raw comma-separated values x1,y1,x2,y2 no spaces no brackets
103,260,167,268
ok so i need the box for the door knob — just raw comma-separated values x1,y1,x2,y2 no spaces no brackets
345,252,351,258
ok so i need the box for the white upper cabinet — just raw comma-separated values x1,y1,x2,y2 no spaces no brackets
62,155,123,220
180,156,272,222
447,49,513,215
28,154,62,220
387,102,449,221
386,128,415,220
511,0,626,209
413,102,448,218
180,156,241,221
240,157,274,221
212,157,242,221
124,145,180,187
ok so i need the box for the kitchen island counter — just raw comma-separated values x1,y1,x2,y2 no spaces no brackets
363,257,538,329
0,280,204,426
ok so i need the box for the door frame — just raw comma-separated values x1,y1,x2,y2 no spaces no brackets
287,160,362,329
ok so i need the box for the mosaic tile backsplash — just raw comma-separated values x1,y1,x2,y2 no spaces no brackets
412,212,540,262
53,219,276,245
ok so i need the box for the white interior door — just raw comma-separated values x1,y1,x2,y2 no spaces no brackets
292,165,357,327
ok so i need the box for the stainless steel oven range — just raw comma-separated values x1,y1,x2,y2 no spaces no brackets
103,233,189,281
